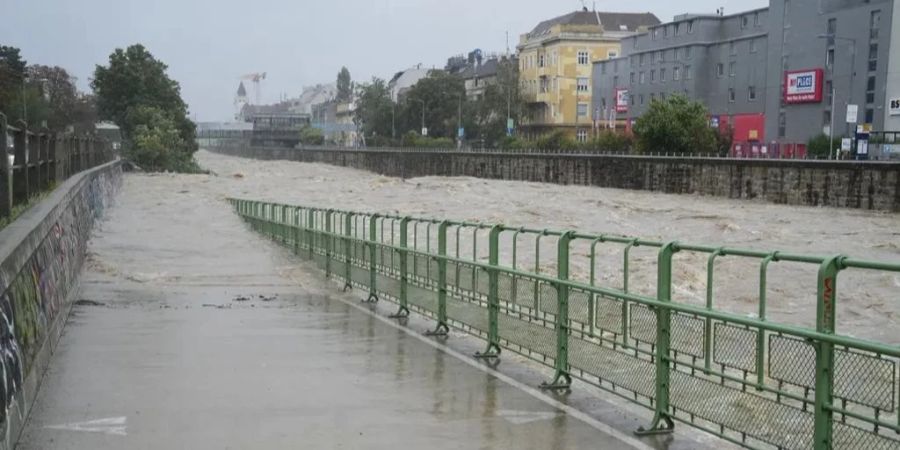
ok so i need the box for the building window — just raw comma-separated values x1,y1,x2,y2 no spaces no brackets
729,61,736,77
750,39,758,53
866,76,876,104
650,70,656,83
576,77,589,92
577,103,588,117
742,16,749,28
729,88,736,102
654,29,660,40
660,68,666,82
650,93,656,102
673,66,681,80
870,10,881,39
675,23,681,35
630,72,635,84
577,51,590,65
576,129,588,142
660,92,666,101
717,63,724,77
640,71,645,84
868,43,878,72
685,65,692,79
538,54,545,67
639,54,645,66
748,86,757,101
688,20,694,33
601,98,607,109
729,41,736,55
684,46,692,59
639,94,644,105
754,12,760,26
823,110,831,126
539,77,548,93
826,49,834,68
613,75,619,86
865,108,874,124
608,50,618,58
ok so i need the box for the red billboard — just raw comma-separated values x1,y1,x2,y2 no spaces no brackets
783,69,824,104
615,88,628,113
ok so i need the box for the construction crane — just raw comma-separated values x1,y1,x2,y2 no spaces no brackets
239,72,266,105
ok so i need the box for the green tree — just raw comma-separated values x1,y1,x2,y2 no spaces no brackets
0,45,27,117
336,67,352,102
355,77,394,140
633,94,717,154
400,71,465,139
92,44,198,170
807,133,842,159
470,58,525,147
125,106,198,172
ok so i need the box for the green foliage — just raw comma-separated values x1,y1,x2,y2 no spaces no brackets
299,126,325,145
498,136,527,150
633,94,717,154
355,77,394,139
92,44,197,171
534,130,578,150
336,67,352,102
808,133,842,158
715,125,734,156
400,71,465,139
399,130,453,148
126,106,199,172
0,46,26,116
583,131,634,152
468,58,525,147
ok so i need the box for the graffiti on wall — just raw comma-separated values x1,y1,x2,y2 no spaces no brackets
0,166,121,434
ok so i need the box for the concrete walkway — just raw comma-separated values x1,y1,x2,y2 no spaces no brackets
16,173,711,449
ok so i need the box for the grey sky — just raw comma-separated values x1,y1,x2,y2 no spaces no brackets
4,0,766,121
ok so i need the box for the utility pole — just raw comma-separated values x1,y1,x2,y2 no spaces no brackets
457,93,462,149
417,99,426,136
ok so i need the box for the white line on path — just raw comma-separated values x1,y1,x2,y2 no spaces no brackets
45,416,127,436
316,283,655,450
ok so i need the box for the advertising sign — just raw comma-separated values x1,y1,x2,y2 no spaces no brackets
615,88,629,113
846,104,858,124
890,98,900,116
784,69,824,104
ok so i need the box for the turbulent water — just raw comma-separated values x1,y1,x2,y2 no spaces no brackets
189,150,900,344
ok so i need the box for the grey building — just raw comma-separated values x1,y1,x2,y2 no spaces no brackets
593,0,897,149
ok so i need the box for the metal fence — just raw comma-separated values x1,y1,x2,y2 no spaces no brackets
229,198,900,450
1,112,114,221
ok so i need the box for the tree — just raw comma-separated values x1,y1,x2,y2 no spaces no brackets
126,106,197,172
469,58,525,147
808,133,842,159
355,77,394,140
92,44,198,170
24,65,81,131
336,67,352,102
299,126,325,145
0,46,26,116
400,71,465,139
633,94,717,154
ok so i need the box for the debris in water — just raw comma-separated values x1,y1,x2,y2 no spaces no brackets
232,172,244,179
233,295,250,302
75,299,105,307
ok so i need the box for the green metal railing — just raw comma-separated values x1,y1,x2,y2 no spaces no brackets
229,198,900,450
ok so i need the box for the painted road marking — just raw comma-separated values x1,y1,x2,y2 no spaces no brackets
45,416,127,436
497,409,560,425
307,280,655,450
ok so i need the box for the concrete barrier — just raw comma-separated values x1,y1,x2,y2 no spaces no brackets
210,144,900,211
0,160,122,449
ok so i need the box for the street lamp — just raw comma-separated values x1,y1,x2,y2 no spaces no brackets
414,98,426,136
817,33,856,159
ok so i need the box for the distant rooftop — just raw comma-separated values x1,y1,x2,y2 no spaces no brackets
527,9,661,38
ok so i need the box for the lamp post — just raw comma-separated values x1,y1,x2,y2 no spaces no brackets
818,33,857,159
457,92,463,149
415,98,426,136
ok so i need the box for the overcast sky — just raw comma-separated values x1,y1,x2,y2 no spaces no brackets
4,0,766,121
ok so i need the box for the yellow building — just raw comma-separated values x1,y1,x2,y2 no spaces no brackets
518,10,659,141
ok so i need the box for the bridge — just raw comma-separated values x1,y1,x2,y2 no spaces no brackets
1,145,899,449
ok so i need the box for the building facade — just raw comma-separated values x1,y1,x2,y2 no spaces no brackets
593,0,897,148
517,9,660,141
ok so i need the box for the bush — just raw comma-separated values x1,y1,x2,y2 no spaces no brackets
807,133,842,158
123,106,200,172
583,131,634,152
299,126,325,145
498,136,527,150
633,94,717,154
399,130,454,149
534,130,577,150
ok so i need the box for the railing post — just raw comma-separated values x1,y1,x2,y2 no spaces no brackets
342,212,353,290
541,230,574,390
425,220,450,336
813,255,844,450
27,127,39,195
307,209,315,260
12,121,28,205
636,241,678,436
0,113,9,220
324,209,333,278
363,214,379,303
39,128,49,190
48,133,57,185
475,225,502,359
389,217,411,318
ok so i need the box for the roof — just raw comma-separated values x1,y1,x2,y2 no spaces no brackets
457,58,501,80
527,10,660,37
236,82,247,97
